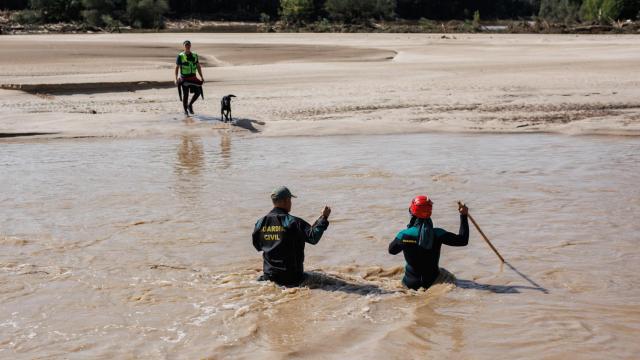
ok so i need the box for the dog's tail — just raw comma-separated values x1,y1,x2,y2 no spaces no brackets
228,94,236,98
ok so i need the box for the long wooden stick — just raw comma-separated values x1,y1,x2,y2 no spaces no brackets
458,201,505,263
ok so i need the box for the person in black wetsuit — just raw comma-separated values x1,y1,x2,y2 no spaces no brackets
252,186,331,287
388,195,469,290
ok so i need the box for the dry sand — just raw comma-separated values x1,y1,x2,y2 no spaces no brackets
1,33,640,139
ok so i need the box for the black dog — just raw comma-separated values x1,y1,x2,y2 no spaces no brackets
221,94,236,123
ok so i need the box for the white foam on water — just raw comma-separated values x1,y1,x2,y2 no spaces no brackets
189,303,219,326
161,327,186,344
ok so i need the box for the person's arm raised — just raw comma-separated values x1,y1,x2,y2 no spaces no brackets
300,206,331,245
439,203,469,246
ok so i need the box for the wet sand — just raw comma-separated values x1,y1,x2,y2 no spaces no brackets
1,33,640,138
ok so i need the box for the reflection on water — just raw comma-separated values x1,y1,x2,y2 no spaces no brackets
172,133,233,205
0,133,639,359
176,135,204,176
174,135,205,206
219,131,231,169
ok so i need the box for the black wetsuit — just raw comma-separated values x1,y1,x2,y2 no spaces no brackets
388,215,469,290
252,207,329,286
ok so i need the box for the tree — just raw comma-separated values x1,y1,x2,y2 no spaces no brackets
280,0,315,24
581,0,624,21
539,0,581,22
28,0,82,22
324,0,395,23
81,0,124,27
1,0,30,10
126,0,168,28
619,0,640,19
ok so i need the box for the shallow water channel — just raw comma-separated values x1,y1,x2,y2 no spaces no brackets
1,132,639,359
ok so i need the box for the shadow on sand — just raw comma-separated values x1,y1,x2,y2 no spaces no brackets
188,115,264,133
231,118,265,133
0,132,59,138
1,81,175,95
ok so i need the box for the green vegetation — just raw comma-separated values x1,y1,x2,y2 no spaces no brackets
580,0,624,23
3,0,640,29
126,0,169,28
280,0,315,24
324,0,395,22
25,0,82,22
10,0,169,28
81,0,122,27
538,0,582,22
472,10,481,30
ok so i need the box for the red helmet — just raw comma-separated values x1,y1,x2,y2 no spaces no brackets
410,195,433,219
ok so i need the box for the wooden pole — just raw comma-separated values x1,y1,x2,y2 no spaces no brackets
458,201,505,263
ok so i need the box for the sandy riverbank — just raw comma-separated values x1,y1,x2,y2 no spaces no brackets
1,33,640,139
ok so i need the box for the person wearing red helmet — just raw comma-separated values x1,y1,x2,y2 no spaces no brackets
388,195,469,290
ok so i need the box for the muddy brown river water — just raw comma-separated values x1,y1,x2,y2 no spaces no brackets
1,132,639,359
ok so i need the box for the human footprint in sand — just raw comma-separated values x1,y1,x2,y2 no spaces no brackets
174,40,205,116
389,195,469,290
252,186,331,287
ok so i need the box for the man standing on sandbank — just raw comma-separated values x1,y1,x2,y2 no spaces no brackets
174,40,204,116
252,186,331,287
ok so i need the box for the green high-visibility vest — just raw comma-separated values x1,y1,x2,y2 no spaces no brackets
178,51,198,76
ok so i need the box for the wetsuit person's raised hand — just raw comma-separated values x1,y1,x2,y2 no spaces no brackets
458,203,469,216
322,205,331,219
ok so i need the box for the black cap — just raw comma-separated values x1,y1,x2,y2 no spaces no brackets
183,40,191,46
271,186,297,201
